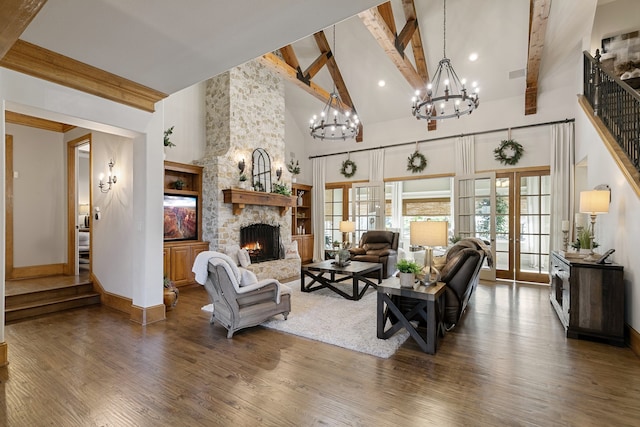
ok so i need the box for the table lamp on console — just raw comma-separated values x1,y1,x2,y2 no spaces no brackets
579,189,610,262
410,221,448,283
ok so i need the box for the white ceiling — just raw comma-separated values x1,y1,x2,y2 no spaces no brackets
17,0,599,133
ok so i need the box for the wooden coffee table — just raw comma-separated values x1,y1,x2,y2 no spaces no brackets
301,260,382,301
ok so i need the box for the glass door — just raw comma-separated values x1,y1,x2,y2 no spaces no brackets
454,173,496,281
352,181,385,244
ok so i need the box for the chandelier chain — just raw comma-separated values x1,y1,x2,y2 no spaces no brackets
443,0,446,58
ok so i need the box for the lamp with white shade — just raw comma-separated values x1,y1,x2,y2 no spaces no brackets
339,220,355,248
579,190,610,261
410,221,448,283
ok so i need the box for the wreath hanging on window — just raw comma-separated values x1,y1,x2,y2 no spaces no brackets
407,151,427,173
493,139,524,166
340,159,357,178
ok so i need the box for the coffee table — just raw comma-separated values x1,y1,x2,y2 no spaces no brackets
377,279,446,354
301,260,382,300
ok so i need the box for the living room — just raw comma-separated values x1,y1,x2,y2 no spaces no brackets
1,0,640,424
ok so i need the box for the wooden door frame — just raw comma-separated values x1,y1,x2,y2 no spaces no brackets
5,135,14,279
66,134,92,275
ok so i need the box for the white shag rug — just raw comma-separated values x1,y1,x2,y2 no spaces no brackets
201,279,409,358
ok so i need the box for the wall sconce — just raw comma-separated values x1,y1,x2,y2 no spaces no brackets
98,159,117,193
276,166,282,181
238,158,245,174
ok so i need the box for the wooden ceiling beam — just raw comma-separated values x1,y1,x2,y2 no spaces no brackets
396,19,418,55
258,52,363,141
525,0,551,115
377,2,397,35
0,0,47,60
1,40,168,112
402,0,429,83
312,31,357,114
359,7,425,91
303,51,330,82
279,45,301,70
5,110,75,133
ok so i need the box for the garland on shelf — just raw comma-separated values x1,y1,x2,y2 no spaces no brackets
493,139,524,165
407,150,427,173
340,158,357,178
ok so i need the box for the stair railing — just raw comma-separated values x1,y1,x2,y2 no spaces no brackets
584,50,640,174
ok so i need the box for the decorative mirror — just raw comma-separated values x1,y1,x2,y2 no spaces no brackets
251,148,272,192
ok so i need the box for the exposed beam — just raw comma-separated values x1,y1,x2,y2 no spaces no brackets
402,0,429,83
303,51,330,81
377,2,397,35
258,52,363,141
359,6,426,90
5,111,76,133
1,40,168,112
0,0,47,60
525,0,551,115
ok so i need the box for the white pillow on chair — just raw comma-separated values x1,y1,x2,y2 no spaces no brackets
237,249,251,268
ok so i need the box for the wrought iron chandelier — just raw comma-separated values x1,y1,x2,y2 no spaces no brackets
412,0,479,121
309,26,359,140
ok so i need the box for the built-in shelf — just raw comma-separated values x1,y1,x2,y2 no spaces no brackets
222,188,296,216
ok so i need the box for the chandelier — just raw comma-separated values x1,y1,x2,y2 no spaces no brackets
412,0,479,121
309,26,359,140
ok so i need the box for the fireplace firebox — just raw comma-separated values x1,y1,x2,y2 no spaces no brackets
240,223,283,263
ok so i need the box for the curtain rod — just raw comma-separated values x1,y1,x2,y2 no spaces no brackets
308,118,575,159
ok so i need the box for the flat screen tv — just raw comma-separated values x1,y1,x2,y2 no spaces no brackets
164,194,198,241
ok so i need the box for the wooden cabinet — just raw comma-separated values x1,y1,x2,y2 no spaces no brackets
550,251,625,346
165,241,210,287
163,161,208,286
291,183,313,263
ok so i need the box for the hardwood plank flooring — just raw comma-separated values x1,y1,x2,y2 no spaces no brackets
1,281,639,426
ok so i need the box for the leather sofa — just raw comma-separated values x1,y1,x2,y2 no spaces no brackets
348,230,399,278
394,238,488,330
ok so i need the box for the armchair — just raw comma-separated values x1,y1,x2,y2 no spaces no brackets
348,230,400,278
197,252,291,338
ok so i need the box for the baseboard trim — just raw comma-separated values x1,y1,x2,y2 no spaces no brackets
0,342,8,367
8,263,65,279
627,324,640,358
130,304,165,325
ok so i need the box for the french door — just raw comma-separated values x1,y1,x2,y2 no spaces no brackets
454,172,496,281
495,170,551,283
351,181,385,243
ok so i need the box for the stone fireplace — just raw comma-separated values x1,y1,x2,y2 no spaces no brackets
199,58,293,257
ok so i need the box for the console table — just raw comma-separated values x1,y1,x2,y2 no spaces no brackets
550,251,625,346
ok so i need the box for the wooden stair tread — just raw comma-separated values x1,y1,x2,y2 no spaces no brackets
6,292,101,312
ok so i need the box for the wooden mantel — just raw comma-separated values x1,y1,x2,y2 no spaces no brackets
222,188,296,216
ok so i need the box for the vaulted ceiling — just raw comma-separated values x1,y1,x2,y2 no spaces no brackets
1,0,600,137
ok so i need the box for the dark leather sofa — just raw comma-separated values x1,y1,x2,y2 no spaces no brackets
395,238,489,330
348,230,399,278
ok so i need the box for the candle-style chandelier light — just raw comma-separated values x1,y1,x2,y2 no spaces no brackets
412,0,479,121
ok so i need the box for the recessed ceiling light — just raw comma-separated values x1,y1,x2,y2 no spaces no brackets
378,80,386,87
469,53,478,62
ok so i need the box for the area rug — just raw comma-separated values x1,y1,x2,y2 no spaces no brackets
201,279,409,358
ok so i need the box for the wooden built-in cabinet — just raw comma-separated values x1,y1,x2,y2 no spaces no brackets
163,161,209,287
291,183,314,263
550,251,625,346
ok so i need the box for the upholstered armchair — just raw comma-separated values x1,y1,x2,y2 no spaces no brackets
198,253,291,338
348,230,400,278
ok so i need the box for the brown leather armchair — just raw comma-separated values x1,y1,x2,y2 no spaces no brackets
348,230,400,278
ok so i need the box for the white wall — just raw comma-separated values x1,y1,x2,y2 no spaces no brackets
575,106,639,331
6,124,66,267
162,81,207,164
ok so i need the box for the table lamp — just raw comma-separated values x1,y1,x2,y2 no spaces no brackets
410,221,448,282
579,190,609,261
339,220,355,249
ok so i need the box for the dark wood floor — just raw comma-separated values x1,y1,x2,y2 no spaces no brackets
2,281,639,426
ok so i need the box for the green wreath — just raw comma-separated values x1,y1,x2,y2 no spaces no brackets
340,159,357,178
407,151,427,173
494,139,524,166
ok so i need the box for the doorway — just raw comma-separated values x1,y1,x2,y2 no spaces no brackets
67,135,92,276
495,169,550,283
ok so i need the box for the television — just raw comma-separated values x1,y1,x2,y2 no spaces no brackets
164,194,198,241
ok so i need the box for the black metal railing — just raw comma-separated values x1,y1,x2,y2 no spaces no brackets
584,50,640,174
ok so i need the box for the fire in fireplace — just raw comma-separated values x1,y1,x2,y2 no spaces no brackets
240,223,283,263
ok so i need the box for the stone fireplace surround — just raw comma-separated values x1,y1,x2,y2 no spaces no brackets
198,58,300,282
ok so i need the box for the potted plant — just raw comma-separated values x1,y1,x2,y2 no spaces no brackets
571,228,599,253
164,126,175,148
163,277,179,310
397,259,421,288
287,159,300,182
239,173,248,189
272,182,291,196
174,178,185,190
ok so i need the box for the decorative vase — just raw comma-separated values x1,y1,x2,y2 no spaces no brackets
164,286,179,311
292,176,297,183
399,272,415,288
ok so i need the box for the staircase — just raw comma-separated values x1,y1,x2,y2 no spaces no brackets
5,274,101,322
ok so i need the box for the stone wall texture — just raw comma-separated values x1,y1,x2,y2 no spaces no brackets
201,59,291,252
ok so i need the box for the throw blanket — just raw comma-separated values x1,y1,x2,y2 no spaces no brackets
192,250,284,303
463,238,494,268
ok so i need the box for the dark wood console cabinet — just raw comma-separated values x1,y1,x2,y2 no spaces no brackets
550,251,625,346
